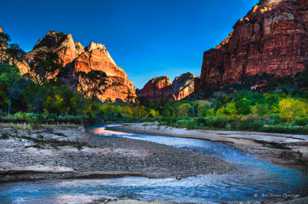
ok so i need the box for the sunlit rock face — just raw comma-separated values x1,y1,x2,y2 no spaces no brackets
75,42,136,102
200,0,308,91
139,76,172,101
21,31,77,82
139,72,198,102
171,72,199,101
16,31,136,102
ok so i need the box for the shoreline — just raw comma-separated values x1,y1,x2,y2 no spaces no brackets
0,123,307,204
0,123,234,183
107,122,308,170
0,169,146,184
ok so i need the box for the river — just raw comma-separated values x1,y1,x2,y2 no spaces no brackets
0,128,307,204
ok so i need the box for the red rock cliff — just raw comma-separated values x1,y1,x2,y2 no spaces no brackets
139,76,172,101
16,31,136,102
139,72,198,102
74,42,136,102
200,0,308,90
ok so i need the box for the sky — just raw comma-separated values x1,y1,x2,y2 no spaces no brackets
0,0,258,88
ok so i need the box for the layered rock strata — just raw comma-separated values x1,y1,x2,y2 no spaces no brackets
200,0,308,90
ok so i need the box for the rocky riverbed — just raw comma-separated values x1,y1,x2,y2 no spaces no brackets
108,123,308,170
0,123,234,183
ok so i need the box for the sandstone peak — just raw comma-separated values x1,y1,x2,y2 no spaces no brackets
139,73,198,102
87,41,106,51
173,72,194,82
261,0,286,6
74,41,84,55
85,41,117,66
74,43,136,102
24,30,78,75
200,0,308,91
74,43,120,76
34,31,68,49
150,76,172,85
15,30,137,102
172,72,195,89
0,27,3,33
138,76,171,102
171,72,198,101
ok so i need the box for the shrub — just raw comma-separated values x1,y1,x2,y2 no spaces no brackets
175,118,196,129
278,98,308,121
176,103,193,117
216,102,237,116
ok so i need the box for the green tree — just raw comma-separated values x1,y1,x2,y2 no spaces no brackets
176,103,192,117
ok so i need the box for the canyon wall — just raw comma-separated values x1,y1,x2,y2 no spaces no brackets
139,72,199,102
200,0,308,90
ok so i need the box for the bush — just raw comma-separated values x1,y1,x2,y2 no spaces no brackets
216,102,237,116
157,90,308,134
175,118,196,129
176,103,193,117
278,98,308,121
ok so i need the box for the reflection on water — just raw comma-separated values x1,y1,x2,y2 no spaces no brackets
0,128,307,204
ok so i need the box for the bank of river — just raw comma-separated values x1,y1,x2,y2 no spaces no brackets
107,123,308,169
0,123,307,203
0,123,234,181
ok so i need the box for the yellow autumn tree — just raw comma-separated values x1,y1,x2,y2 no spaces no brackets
278,98,308,121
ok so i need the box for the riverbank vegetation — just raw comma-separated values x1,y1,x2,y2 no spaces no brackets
158,91,308,134
0,64,158,124
1,64,307,133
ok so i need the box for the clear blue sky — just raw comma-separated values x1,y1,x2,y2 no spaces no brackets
0,0,258,88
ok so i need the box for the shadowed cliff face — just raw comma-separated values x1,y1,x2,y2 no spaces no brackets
200,0,308,91
15,31,137,103
0,27,8,63
0,27,25,65
139,73,199,103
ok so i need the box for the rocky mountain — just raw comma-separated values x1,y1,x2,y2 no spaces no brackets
200,0,308,91
0,27,24,65
3,0,307,103
139,72,199,103
16,31,136,102
0,27,8,63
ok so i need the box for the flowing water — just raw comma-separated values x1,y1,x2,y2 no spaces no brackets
0,127,307,204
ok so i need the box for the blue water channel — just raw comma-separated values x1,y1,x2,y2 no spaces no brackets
0,128,307,204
